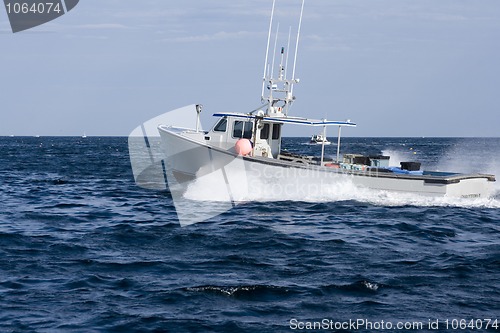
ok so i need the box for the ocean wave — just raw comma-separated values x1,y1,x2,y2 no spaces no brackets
184,284,291,298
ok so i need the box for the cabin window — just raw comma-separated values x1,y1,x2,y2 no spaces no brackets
272,124,281,140
260,123,270,140
213,118,227,132
233,121,253,139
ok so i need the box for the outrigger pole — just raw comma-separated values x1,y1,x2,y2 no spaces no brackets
320,123,326,165
336,126,342,162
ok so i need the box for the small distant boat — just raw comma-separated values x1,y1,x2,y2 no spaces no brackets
82,132,87,138
310,134,331,145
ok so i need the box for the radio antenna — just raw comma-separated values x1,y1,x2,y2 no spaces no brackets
291,0,305,94
285,26,292,80
270,22,280,80
261,0,276,100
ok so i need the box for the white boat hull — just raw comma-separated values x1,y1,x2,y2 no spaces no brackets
158,126,495,200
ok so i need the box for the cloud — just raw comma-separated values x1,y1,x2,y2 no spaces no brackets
162,30,260,43
75,23,127,30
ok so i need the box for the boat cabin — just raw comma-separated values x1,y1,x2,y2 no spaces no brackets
201,110,357,165
204,112,283,158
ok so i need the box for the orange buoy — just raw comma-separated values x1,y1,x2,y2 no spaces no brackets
235,139,252,156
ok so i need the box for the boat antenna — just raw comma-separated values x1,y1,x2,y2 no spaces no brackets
270,23,280,80
291,0,305,94
279,46,285,80
284,26,292,80
261,0,276,101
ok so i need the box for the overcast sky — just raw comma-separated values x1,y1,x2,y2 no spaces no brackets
1,0,499,137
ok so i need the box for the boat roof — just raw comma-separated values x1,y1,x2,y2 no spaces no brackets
213,112,356,127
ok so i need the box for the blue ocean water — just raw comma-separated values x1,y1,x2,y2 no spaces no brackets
1,136,499,332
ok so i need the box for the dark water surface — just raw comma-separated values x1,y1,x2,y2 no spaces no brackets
1,137,499,332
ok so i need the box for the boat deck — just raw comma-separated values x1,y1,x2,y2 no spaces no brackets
263,152,497,184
